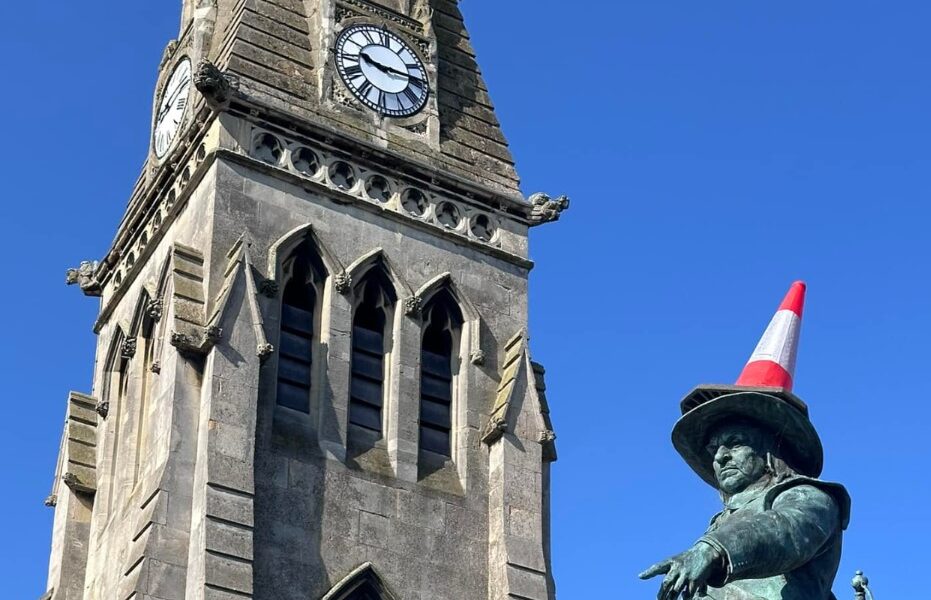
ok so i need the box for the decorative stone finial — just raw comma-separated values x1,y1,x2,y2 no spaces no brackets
404,296,423,317
95,401,110,419
65,261,102,296
146,298,164,322
259,279,279,298
170,331,193,350
205,326,223,343
335,272,353,295
528,193,570,226
44,494,58,508
120,338,137,360
470,349,486,366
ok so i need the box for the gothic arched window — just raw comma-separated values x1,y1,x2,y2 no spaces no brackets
103,329,130,515
277,241,327,413
349,267,397,434
134,301,157,487
418,289,463,458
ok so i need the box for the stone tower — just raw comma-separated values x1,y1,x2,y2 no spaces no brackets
44,2,567,599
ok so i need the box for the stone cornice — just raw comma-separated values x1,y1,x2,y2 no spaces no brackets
217,148,536,271
224,99,531,217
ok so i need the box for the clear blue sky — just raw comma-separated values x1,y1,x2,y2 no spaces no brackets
2,2,928,598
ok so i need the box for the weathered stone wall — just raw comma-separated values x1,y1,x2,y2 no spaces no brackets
206,152,531,598
72,171,219,600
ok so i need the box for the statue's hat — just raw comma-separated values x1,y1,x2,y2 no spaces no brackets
673,282,824,487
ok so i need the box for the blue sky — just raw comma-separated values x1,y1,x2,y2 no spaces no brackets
2,1,929,598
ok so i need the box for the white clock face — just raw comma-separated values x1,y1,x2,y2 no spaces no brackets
335,25,429,117
154,58,192,158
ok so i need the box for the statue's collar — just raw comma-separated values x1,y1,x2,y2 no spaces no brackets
723,477,775,510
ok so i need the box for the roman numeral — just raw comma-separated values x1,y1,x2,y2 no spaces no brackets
357,79,374,99
176,97,187,110
344,64,363,79
362,29,377,45
403,86,420,105
377,90,387,112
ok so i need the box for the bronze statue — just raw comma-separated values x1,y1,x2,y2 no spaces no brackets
641,283,850,600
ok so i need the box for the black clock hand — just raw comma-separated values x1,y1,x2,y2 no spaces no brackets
359,51,393,75
359,51,418,82
382,63,424,84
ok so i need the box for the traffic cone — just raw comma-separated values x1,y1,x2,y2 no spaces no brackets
735,281,806,390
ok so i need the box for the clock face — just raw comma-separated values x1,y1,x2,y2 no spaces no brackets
335,25,429,117
154,58,193,158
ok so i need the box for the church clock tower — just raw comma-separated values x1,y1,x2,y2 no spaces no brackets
45,2,568,599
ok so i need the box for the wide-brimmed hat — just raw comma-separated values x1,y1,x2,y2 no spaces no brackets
673,386,824,487
674,282,824,487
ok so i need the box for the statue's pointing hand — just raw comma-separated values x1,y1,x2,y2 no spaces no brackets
640,541,723,600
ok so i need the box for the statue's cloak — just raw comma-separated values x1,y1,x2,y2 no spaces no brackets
699,477,850,600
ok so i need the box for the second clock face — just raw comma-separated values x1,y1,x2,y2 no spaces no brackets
335,25,429,117
154,58,192,159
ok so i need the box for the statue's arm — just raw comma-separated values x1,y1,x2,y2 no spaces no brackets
702,485,841,582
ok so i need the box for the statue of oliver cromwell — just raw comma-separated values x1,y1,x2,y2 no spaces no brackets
640,282,851,600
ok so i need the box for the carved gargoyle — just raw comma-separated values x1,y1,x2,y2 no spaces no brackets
65,261,102,297
194,59,234,106
528,192,570,226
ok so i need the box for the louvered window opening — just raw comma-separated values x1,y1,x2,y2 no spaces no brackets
419,291,463,457
349,270,395,433
276,251,324,413
350,313,386,432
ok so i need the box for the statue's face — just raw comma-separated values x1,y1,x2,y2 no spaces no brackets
706,422,770,495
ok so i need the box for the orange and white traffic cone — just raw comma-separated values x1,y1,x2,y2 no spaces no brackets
735,281,807,391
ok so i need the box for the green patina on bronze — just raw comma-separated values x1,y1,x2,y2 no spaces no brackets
641,385,851,600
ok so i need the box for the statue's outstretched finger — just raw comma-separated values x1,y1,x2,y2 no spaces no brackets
639,560,672,580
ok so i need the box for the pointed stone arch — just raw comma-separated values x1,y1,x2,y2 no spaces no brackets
267,223,343,283
414,273,478,322
411,274,483,485
101,324,131,515
267,225,340,416
321,563,399,600
414,272,481,361
154,254,173,299
103,326,127,378
128,289,153,339
344,248,413,300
